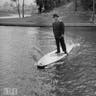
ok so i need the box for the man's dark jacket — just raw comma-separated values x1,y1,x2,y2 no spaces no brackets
52,21,65,38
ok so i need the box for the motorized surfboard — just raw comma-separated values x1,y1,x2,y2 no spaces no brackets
36,45,73,68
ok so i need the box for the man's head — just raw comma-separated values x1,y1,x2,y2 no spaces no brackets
53,14,59,22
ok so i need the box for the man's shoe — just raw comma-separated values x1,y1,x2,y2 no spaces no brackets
65,52,68,55
55,51,60,54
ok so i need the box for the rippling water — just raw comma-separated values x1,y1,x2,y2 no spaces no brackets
0,26,96,96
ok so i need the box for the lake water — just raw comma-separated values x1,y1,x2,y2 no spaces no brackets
0,26,96,96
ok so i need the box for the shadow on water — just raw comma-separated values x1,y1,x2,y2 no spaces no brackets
0,26,96,96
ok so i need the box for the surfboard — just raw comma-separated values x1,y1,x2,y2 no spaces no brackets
36,45,73,68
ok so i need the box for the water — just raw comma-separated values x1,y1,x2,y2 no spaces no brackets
0,26,96,96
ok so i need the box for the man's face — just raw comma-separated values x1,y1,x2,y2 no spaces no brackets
53,17,59,22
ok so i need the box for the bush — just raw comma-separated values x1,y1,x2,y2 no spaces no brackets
81,0,93,10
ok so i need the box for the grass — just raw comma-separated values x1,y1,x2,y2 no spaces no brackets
0,2,94,27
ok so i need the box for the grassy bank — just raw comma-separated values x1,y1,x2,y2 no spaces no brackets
0,10,15,17
0,2,94,27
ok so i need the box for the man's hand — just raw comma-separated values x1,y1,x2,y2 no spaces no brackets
60,34,64,39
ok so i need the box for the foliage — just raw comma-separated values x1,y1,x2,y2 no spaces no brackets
11,0,21,18
35,0,71,13
11,0,25,18
81,0,94,10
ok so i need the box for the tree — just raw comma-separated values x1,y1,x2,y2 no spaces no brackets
91,0,95,23
81,0,93,10
35,0,70,13
11,0,21,18
74,0,77,11
22,0,25,17
81,0,96,23
36,0,43,13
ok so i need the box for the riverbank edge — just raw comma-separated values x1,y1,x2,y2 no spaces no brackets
0,2,95,27
0,22,96,27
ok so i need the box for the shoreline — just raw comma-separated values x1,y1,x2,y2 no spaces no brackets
0,22,96,27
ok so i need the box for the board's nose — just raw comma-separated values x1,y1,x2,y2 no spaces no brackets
37,65,45,69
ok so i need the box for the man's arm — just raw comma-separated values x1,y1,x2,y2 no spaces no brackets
60,22,65,35
52,23,54,32
60,22,65,38
52,23,55,37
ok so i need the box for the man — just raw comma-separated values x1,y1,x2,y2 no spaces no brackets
52,14,68,54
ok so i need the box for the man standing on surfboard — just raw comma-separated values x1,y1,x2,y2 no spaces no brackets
52,14,68,54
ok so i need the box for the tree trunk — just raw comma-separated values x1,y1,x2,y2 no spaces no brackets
92,0,95,23
17,0,21,18
22,0,24,18
74,0,77,11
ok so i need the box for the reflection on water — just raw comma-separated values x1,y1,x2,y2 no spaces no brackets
0,26,96,96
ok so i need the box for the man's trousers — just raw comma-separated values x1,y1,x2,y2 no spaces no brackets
55,37,67,53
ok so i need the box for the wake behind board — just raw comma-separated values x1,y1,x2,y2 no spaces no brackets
36,45,73,68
